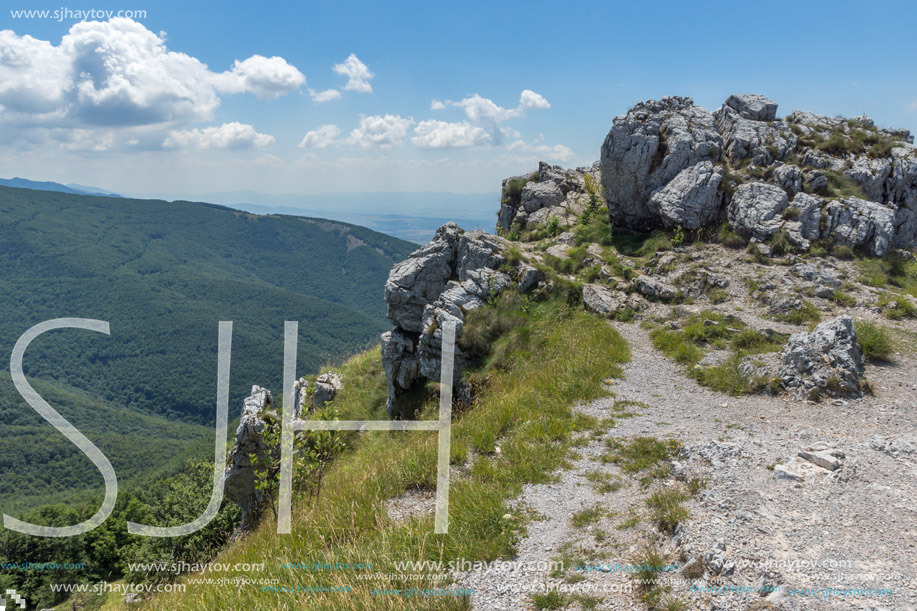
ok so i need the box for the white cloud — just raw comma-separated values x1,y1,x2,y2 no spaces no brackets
346,114,414,149
309,88,341,103
162,122,275,150
298,124,341,148
910,99,917,111
507,139,575,162
214,55,305,100
0,18,304,150
519,89,550,109
411,90,552,149
412,120,492,148
332,53,373,93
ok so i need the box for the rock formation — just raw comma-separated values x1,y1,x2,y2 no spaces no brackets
313,372,342,408
778,316,866,400
223,386,275,528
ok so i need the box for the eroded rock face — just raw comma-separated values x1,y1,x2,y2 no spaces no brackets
497,161,597,232
381,224,523,418
647,161,724,229
313,372,342,408
727,182,789,240
822,198,895,256
724,94,778,122
778,316,865,400
582,283,625,316
223,386,274,528
600,96,723,228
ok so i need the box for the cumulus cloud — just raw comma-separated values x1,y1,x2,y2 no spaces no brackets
298,124,341,148
409,90,552,149
412,120,491,149
309,88,341,103
214,55,305,100
333,53,373,93
162,122,275,150
346,114,413,149
519,89,550,109
0,18,304,148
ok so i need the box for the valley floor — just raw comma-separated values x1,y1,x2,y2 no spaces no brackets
457,319,917,610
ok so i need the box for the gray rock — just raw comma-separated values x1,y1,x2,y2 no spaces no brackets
647,161,724,229
798,449,842,471
381,329,422,418
384,223,460,333
790,262,840,289
727,182,789,239
715,105,795,164
520,181,564,214
582,283,624,316
774,164,803,195
822,197,895,256
291,377,309,419
778,316,865,399
517,264,543,292
783,193,823,249
773,464,804,481
600,96,723,229
313,372,342,408
545,243,571,259
806,170,828,192
223,386,274,528
724,94,778,122
801,149,829,169
631,275,679,302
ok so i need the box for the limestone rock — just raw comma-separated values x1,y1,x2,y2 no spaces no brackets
647,161,724,229
582,283,624,316
822,197,895,256
223,386,274,528
783,193,823,249
778,316,865,400
631,275,678,302
724,94,778,122
600,96,723,229
727,182,789,240
313,372,342,408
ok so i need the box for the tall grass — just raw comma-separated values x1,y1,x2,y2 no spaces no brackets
145,296,630,610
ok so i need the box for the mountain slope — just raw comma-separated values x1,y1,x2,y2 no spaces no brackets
0,185,416,508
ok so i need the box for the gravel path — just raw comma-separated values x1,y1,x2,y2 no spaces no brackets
457,318,917,610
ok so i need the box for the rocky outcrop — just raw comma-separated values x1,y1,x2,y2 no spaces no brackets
497,161,598,232
313,372,342,408
727,182,788,240
595,93,917,251
778,316,866,400
381,223,533,418
223,386,275,528
600,96,723,228
582,283,626,316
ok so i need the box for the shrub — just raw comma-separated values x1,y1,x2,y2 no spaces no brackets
856,321,893,361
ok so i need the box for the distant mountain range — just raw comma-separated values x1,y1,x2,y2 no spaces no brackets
0,184,417,511
0,177,122,197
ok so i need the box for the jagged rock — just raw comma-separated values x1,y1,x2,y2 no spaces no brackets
724,94,778,122
798,448,843,471
806,170,828,192
778,316,865,400
520,181,564,213
384,223,460,333
582,283,624,316
517,264,542,292
381,329,422,418
727,182,789,239
783,193,823,249
774,164,803,195
600,96,723,229
223,386,274,528
790,262,840,289
631,275,678,302
801,149,829,169
646,161,724,229
715,104,795,165
291,377,309,419
822,197,894,256
313,372,342,408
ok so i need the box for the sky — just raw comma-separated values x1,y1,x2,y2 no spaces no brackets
0,0,916,200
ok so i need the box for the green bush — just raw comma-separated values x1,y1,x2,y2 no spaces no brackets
856,321,893,362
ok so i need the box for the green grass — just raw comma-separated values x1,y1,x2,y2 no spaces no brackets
603,437,681,474
145,295,631,610
775,299,822,325
646,488,690,533
570,504,608,528
831,290,857,307
878,293,917,320
584,470,624,494
856,321,894,362
533,590,570,610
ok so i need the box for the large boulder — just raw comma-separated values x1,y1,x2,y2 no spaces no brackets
783,193,823,250
647,161,724,229
822,197,895,256
223,386,275,528
520,181,564,213
727,182,789,240
384,223,460,333
724,94,778,122
600,96,723,229
778,316,866,400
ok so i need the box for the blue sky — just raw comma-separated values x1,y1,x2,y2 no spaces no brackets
1,0,915,198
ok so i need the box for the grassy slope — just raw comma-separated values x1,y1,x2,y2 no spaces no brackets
0,185,416,510
147,296,630,610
